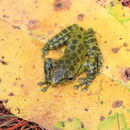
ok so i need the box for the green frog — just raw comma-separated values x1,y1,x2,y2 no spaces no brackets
38,24,102,92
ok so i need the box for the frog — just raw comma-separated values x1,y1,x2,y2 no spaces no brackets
38,24,102,92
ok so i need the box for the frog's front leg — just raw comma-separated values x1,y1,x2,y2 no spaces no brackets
37,58,54,92
42,24,78,56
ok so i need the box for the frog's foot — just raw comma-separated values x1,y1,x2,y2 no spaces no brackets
81,75,95,91
73,77,86,89
77,77,86,83
73,82,89,92
37,81,49,92
41,86,49,92
81,85,89,92
74,84,82,90
73,79,86,90
74,75,94,91
37,81,47,86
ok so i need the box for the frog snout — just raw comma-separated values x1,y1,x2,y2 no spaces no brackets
52,76,62,84
52,68,65,84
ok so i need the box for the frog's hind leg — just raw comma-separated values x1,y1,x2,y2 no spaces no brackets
42,24,79,56
37,58,54,92
74,28,102,91
74,58,98,91
81,34,102,91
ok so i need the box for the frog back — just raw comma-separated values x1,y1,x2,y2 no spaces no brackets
60,27,87,76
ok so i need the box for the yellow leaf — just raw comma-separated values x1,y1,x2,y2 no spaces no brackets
1,0,130,129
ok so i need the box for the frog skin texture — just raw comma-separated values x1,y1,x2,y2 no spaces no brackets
38,24,103,92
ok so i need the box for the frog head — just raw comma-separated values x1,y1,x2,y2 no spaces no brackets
51,66,74,85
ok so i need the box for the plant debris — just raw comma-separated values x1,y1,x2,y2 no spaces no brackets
0,101,45,130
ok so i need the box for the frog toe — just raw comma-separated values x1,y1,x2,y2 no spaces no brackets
78,77,86,83
73,83,84,90
41,86,49,92
37,81,47,86
81,86,88,92
74,85,80,90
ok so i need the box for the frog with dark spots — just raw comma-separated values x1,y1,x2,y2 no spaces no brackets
38,24,102,92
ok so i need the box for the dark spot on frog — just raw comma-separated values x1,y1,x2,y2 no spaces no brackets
70,45,75,50
84,42,89,48
89,38,96,43
65,58,70,64
84,108,88,111
72,39,78,44
100,116,105,121
68,26,73,31
72,60,76,66
77,34,82,39
125,68,130,80
8,92,14,96
72,52,77,57
2,99,8,103
111,47,120,53
53,0,72,11
59,59,64,64
77,14,85,21
68,118,73,122
112,100,123,108
0,78,1,83
0,59,8,65
76,57,80,62
70,65,74,71
63,29,68,33
78,27,83,31
77,48,81,54
92,46,98,50
123,42,128,47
